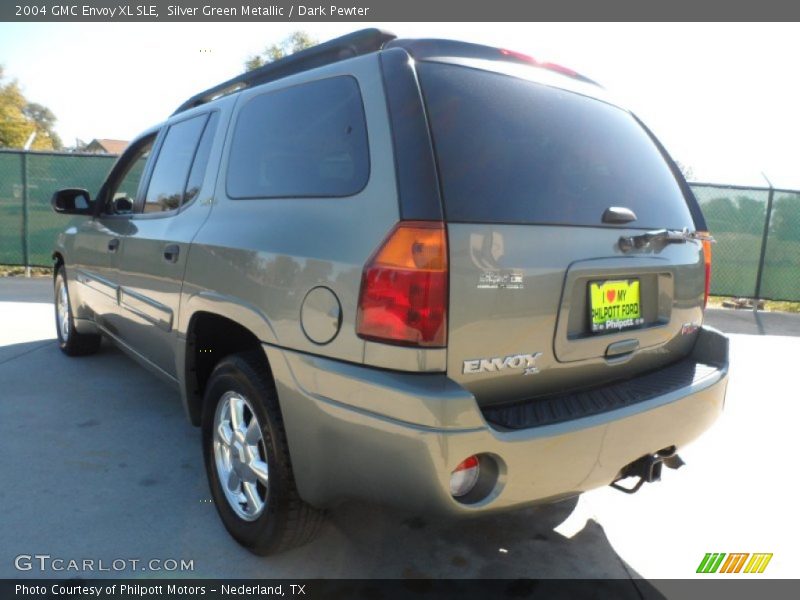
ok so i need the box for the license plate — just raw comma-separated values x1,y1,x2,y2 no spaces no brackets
589,279,644,333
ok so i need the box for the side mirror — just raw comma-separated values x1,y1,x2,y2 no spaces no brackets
51,189,94,215
112,195,134,215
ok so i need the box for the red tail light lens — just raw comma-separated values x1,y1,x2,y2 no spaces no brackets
356,221,448,347
702,237,712,310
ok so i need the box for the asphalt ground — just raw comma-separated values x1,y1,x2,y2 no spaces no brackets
1,277,798,586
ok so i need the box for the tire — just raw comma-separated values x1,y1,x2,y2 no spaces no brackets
202,351,324,555
54,265,102,356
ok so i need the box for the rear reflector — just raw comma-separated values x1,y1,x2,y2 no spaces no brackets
450,455,480,498
356,221,448,347
702,236,712,310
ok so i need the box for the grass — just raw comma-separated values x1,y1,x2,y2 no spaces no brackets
0,265,52,277
766,301,800,313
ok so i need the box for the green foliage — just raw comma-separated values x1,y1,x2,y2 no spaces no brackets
0,65,62,150
701,195,765,235
771,194,800,242
23,102,62,149
702,196,738,232
734,196,766,235
245,31,318,72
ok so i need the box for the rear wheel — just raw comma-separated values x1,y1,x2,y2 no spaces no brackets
202,352,323,555
54,266,101,356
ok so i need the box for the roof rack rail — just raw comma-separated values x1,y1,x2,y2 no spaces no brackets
172,28,397,115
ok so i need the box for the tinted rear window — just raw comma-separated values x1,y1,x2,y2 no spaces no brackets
227,76,369,199
418,62,694,228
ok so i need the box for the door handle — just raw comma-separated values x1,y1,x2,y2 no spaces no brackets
108,238,120,252
163,244,180,263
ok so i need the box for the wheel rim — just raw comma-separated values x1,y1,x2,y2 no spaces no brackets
56,279,70,342
213,391,269,521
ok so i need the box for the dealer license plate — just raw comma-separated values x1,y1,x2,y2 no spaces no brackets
589,279,644,333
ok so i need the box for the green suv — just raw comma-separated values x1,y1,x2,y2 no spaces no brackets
50,29,729,555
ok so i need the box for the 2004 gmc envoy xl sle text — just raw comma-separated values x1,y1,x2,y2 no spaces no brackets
49,29,729,555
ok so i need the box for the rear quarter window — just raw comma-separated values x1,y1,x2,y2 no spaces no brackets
417,62,694,229
227,76,369,199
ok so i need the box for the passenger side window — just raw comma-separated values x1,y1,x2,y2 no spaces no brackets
142,114,208,213
226,76,369,199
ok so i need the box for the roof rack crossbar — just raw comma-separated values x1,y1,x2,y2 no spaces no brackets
172,28,396,115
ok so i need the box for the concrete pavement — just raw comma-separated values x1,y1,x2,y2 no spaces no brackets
1,277,798,585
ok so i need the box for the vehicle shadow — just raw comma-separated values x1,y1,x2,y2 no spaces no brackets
0,337,52,365
0,338,658,593
256,497,660,589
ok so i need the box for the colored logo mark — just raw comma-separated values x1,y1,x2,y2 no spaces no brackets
696,553,773,574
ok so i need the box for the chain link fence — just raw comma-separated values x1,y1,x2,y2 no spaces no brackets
0,149,117,268
1,149,799,301
692,183,800,302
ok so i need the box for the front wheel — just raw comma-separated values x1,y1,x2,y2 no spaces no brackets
202,352,323,555
54,266,101,356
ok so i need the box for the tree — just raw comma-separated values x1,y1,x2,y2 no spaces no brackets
23,102,62,149
734,195,766,236
0,66,30,148
245,31,318,72
701,196,738,233
0,65,62,150
771,195,800,242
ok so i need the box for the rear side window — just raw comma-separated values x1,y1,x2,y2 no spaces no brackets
184,112,220,206
417,62,694,229
227,76,369,199
143,114,208,213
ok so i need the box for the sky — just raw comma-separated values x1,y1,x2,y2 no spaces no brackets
0,22,798,188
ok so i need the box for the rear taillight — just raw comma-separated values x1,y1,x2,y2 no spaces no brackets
702,236,712,310
356,221,448,347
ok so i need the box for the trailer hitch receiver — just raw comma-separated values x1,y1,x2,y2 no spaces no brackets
610,446,685,494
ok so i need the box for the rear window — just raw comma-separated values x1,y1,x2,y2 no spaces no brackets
227,76,369,199
417,62,694,229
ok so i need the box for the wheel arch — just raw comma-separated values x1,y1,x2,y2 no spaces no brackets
52,251,64,276
182,309,273,426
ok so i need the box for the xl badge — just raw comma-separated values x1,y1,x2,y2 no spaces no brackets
463,352,542,375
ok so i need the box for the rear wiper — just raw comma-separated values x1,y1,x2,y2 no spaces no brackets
618,229,715,252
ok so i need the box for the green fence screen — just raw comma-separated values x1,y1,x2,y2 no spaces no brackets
1,149,799,301
693,184,800,301
0,149,116,268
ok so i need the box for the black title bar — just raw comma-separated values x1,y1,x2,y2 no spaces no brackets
5,579,800,600
4,0,800,21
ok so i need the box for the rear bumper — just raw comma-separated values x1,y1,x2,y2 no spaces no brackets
264,326,728,515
